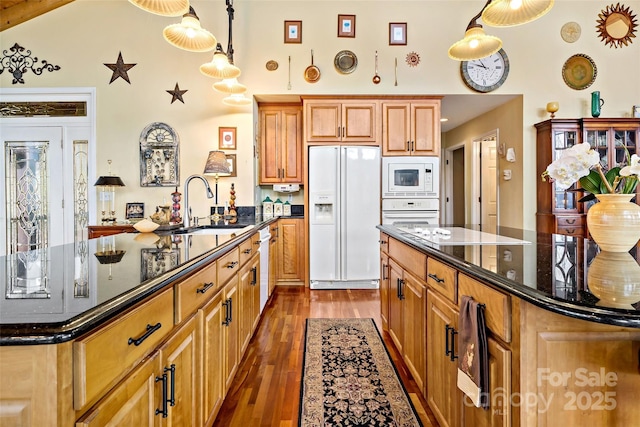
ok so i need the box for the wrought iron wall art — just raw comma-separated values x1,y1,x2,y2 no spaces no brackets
0,43,61,84
166,82,188,104
139,122,180,187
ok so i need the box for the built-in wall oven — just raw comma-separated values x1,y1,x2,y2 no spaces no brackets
382,156,440,227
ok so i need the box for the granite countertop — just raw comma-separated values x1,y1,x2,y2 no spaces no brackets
378,224,640,329
0,217,276,345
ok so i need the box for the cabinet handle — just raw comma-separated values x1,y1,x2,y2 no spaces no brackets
252,266,258,285
228,297,233,323
254,241,261,246
243,248,252,254
165,364,176,407
379,239,387,245
155,372,168,418
222,300,230,326
566,218,576,224
406,141,411,151
398,279,405,300
449,327,458,361
382,264,388,280
445,325,452,357
411,141,415,151
128,322,162,346
226,261,239,269
196,282,214,294
428,273,445,284
342,126,345,138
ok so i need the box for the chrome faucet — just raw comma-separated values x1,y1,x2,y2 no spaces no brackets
183,174,214,228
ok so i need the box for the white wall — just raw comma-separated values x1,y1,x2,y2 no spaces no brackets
1,1,639,229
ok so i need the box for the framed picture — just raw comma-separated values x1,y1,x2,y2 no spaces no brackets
218,127,237,150
126,202,145,220
389,22,407,45
225,154,237,177
338,14,356,38
284,20,302,43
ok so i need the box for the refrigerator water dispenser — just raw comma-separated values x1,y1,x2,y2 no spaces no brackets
311,194,335,224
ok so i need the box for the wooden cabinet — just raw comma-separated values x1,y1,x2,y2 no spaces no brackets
304,99,378,143
535,118,640,234
388,259,404,352
157,314,199,425
239,253,260,354
259,104,303,184
379,238,390,330
222,276,240,391
275,218,305,283
426,289,461,427
76,352,161,427
268,222,278,296
382,100,441,156
200,289,225,426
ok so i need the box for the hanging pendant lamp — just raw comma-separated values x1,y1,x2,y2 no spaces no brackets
482,0,554,27
222,94,252,106
163,7,217,52
213,78,247,94
128,0,189,17
200,43,241,79
448,0,503,61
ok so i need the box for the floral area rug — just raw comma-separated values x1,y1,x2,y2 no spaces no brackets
299,318,422,427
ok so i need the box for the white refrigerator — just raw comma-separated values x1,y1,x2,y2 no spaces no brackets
309,145,381,289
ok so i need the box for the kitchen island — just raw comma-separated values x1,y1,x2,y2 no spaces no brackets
0,220,272,426
378,224,640,427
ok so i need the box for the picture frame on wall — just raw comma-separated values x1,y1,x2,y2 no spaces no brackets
125,202,144,220
218,127,237,150
225,154,237,177
284,20,302,43
389,22,407,45
338,14,356,38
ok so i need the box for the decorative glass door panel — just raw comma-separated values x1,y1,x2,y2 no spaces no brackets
553,129,579,211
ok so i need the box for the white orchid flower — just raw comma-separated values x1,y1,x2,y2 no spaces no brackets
545,155,591,190
561,143,600,170
620,154,640,176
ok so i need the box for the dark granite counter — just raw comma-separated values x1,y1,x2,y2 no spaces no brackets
0,218,276,345
378,225,640,329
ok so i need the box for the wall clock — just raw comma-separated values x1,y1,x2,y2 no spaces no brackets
460,48,510,93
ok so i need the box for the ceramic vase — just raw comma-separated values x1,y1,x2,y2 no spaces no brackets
591,91,605,118
587,193,640,252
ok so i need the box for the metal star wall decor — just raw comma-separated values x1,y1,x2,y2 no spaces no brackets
104,52,136,84
0,43,61,84
166,83,188,104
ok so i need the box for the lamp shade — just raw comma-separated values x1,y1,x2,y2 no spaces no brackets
448,26,502,61
128,0,189,17
203,151,231,176
200,44,241,79
222,94,252,106
163,7,217,52
481,0,554,27
213,78,247,94
94,176,125,187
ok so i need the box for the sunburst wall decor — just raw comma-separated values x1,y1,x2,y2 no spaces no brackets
596,3,637,48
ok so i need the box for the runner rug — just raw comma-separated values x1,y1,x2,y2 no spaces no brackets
299,318,422,426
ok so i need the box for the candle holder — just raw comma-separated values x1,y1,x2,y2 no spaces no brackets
94,160,125,224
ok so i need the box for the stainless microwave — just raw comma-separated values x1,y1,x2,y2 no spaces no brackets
382,156,440,198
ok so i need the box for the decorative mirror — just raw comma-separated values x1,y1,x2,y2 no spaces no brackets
139,122,180,187
596,3,637,48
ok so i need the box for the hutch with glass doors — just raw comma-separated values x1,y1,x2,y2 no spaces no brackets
535,117,640,236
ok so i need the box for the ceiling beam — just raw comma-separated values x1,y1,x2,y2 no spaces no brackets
1,0,75,32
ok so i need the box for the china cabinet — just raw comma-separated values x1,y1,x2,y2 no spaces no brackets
535,118,640,235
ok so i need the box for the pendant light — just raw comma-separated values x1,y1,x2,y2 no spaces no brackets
200,43,241,79
222,94,252,106
482,0,554,27
213,78,247,94
448,0,502,61
128,0,189,17
163,7,217,52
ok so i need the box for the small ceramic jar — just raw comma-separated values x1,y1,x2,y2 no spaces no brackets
274,198,283,217
262,196,273,217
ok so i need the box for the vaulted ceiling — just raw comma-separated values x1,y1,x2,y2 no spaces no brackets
1,0,74,32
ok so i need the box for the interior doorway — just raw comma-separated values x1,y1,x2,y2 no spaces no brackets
472,131,498,271
444,143,466,226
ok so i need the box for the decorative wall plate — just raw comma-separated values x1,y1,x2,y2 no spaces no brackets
334,50,358,74
405,51,420,67
562,54,597,90
265,60,278,71
561,22,581,43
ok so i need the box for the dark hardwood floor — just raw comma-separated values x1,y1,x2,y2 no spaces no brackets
213,286,438,426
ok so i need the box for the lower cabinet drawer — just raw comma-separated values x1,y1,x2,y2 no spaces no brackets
458,273,511,343
217,248,240,286
427,258,457,304
73,288,174,410
175,261,218,323
388,237,427,281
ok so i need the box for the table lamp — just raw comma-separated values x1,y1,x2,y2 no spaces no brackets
203,150,231,222
94,160,125,224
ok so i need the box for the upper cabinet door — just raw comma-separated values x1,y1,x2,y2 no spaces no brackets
305,100,378,143
259,105,303,184
382,100,441,156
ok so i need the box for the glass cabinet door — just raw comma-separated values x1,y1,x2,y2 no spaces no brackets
552,129,580,211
